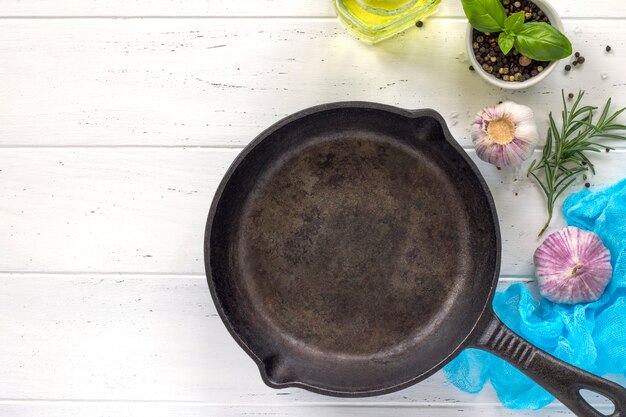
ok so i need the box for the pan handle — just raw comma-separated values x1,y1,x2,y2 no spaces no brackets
470,312,626,417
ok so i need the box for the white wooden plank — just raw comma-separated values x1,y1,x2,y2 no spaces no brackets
0,273,498,401
1,18,624,147
0,0,621,18
1,148,624,275
0,402,617,417
0,273,620,412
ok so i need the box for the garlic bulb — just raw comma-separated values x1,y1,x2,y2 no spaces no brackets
534,226,612,304
472,101,539,167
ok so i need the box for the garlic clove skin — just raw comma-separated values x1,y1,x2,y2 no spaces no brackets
472,101,539,167
534,226,613,304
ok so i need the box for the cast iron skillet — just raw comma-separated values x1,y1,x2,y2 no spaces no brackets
205,103,625,416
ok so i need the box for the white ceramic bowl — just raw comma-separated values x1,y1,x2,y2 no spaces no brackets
466,0,564,90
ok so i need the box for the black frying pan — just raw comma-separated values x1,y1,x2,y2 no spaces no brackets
205,103,625,416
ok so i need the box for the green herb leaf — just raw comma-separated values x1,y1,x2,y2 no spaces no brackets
461,0,507,33
527,91,626,236
514,22,572,61
498,32,515,55
504,11,525,33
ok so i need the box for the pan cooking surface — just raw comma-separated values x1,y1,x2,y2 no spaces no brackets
207,106,499,394
238,137,471,356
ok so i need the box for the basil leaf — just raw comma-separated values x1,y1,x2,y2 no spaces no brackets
514,22,573,61
461,0,507,33
504,11,525,33
498,32,515,55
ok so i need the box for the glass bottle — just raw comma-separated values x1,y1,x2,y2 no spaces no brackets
334,0,442,44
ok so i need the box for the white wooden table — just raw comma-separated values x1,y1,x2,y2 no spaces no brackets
1,1,625,415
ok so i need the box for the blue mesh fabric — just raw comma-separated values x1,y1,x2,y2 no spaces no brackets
443,178,626,409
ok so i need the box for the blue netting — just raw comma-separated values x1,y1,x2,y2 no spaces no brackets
443,178,626,409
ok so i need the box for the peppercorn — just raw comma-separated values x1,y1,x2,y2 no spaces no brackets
416,21,423,28
469,65,475,71
564,64,571,71
574,52,580,58
568,92,574,99
577,56,585,64
585,182,591,188
606,45,612,52
470,4,553,83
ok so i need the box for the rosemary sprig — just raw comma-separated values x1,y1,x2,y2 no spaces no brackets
528,90,626,236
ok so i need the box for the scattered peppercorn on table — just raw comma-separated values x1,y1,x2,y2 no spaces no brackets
0,0,624,416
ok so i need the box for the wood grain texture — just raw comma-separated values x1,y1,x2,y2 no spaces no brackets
0,0,622,18
2,148,625,275
2,1,626,415
0,274,619,412
0,402,618,417
1,19,624,147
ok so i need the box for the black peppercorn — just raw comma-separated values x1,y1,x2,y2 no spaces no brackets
578,56,586,64
416,21,423,27
564,64,571,71
585,182,591,188
470,3,554,83
568,92,574,99
575,52,580,58
606,45,611,52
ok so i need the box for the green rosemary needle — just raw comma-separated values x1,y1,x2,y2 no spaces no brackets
528,90,626,236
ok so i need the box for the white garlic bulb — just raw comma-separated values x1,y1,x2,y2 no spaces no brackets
472,101,539,167
534,226,613,304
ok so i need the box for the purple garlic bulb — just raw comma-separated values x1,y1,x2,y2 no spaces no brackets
471,101,539,167
534,226,612,304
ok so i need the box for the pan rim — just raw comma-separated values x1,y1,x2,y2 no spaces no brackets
204,102,502,397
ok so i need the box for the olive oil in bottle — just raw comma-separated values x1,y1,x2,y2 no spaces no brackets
334,0,441,43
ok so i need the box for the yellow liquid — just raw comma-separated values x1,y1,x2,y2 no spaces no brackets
335,0,441,43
